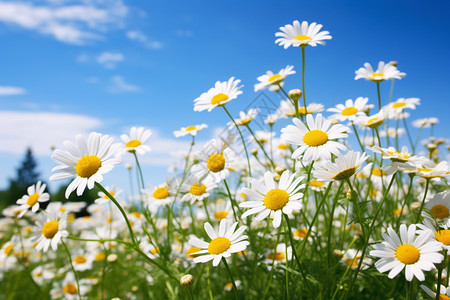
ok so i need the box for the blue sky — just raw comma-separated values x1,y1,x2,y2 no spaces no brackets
0,0,449,192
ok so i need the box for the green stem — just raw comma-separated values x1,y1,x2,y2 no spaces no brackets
351,122,366,153
376,82,382,111
301,46,308,115
415,179,430,223
222,258,239,300
132,151,145,190
222,105,252,177
224,179,242,221
245,124,276,169
402,117,414,153
388,79,395,104
67,235,133,247
62,240,82,300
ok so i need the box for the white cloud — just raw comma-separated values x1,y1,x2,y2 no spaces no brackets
109,75,140,92
97,51,124,69
126,30,163,49
0,86,26,96
0,1,128,44
0,110,103,156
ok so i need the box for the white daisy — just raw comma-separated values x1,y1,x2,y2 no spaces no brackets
412,118,439,128
275,20,332,48
50,132,122,198
120,126,152,155
227,108,260,129
143,179,178,212
355,61,406,82
188,219,249,266
264,243,292,265
181,175,217,204
16,181,50,217
277,99,324,118
424,191,450,221
254,65,295,92
356,109,387,128
173,123,208,137
327,97,372,123
384,97,420,118
280,113,349,162
313,151,369,181
193,77,243,112
95,185,123,205
239,171,305,228
34,206,69,252
421,284,450,300
402,160,450,179
370,224,444,281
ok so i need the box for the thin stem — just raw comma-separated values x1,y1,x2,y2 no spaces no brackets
222,258,239,300
415,179,430,223
222,105,252,177
62,240,82,300
245,124,276,169
96,182,137,244
132,151,146,190
351,122,366,153
388,79,395,104
402,117,414,153
376,82,382,111
67,235,133,247
301,46,308,115
224,179,241,221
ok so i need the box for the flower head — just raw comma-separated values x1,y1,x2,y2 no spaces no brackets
120,127,152,155
194,77,243,112
355,61,406,82
173,124,208,137
313,151,369,181
34,205,69,252
327,97,372,123
16,181,50,217
275,20,332,48
254,65,295,92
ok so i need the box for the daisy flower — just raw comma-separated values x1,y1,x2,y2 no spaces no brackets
424,191,450,221
95,185,123,205
356,109,386,128
371,146,427,164
193,77,243,112
327,97,372,123
240,171,305,228
181,175,217,204
275,20,332,48
143,180,178,212
421,284,450,300
227,108,260,128
265,113,279,126
16,181,50,217
354,61,406,82
34,206,68,252
385,98,420,119
254,65,295,92
277,99,324,118
188,219,249,266
49,132,122,198
31,265,55,286
370,224,444,281
402,160,450,179
173,123,208,137
209,198,234,221
413,118,438,128
120,126,152,154
313,151,369,181
280,113,349,162
0,235,19,262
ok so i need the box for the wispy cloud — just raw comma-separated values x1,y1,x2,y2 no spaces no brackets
0,110,103,156
97,51,124,69
126,30,163,49
109,75,140,93
0,1,128,45
0,86,26,96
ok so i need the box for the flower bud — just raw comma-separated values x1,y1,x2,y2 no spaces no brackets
180,274,194,286
288,89,303,101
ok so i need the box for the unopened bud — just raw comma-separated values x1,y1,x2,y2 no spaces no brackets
388,61,398,67
180,274,194,286
333,250,343,259
288,89,303,101
107,254,118,263
251,149,258,155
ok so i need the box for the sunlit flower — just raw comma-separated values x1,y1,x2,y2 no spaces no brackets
371,146,427,164
240,171,305,228
385,98,420,119
356,109,387,128
227,108,260,128
181,175,217,204
173,123,208,137
412,118,439,128
340,249,370,269
421,284,450,300
95,185,123,205
265,113,279,125
16,181,50,217
34,206,68,252
355,61,406,82
188,219,249,266
209,198,234,221
424,191,450,221
194,77,243,112
275,20,332,48
281,113,349,162
313,151,369,181
264,243,292,265
327,97,372,123
50,132,122,198
254,65,295,92
0,235,19,262
31,265,55,286
143,179,178,211
50,272,91,300
401,160,450,179
277,99,324,118
120,127,152,154
370,224,443,281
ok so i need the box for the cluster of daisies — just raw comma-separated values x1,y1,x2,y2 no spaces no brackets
1,19,449,299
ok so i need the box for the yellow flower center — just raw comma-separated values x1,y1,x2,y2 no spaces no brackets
278,144,289,150
185,126,197,131
268,74,282,83
392,102,406,108
76,155,102,178
208,237,231,254
267,252,286,261
94,253,105,262
294,35,312,41
372,168,386,177
42,220,59,239
372,72,384,77
435,230,450,246
211,93,229,105
367,117,379,124
126,140,141,148
132,212,141,218
341,107,358,116
309,180,324,187
344,257,360,267
103,191,115,199
294,228,308,239
332,167,357,181
153,188,169,200
35,272,42,277
4,244,13,255
264,189,289,211
187,246,201,258
214,211,229,220
440,295,450,300
431,205,450,219
298,107,307,115
395,244,420,264
106,217,112,223
393,208,402,216
239,118,252,125
63,283,78,295
207,154,226,172
26,193,40,206
190,183,207,196
74,255,87,264
303,130,328,147
418,168,434,172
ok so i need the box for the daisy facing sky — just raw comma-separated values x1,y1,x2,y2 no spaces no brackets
193,77,243,112
16,181,50,217
354,61,406,82
120,126,152,155
254,65,295,92
275,20,332,48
